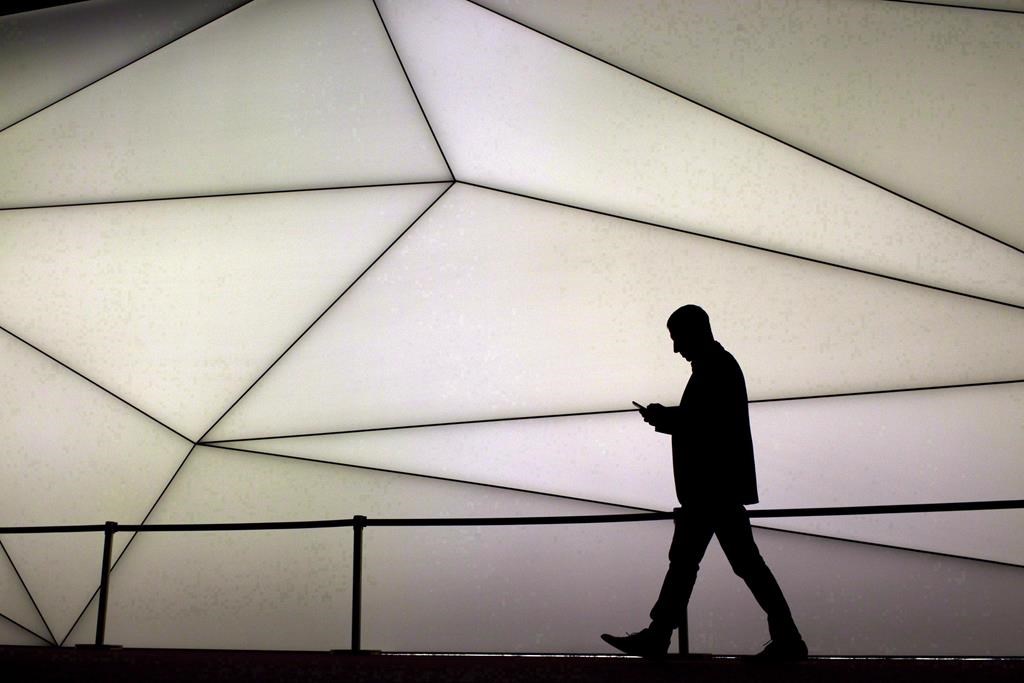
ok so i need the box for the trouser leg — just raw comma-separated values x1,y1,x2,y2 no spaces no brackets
715,504,801,640
649,506,715,632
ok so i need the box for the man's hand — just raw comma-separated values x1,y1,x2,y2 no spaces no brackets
639,403,669,429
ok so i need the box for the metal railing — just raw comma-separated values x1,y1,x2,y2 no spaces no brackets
1,498,1021,652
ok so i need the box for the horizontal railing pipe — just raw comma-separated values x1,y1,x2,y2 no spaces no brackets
2,499,1019,535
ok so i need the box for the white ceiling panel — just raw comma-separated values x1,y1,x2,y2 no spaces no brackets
209,184,1024,441
474,0,1024,250
219,383,1022,508
0,0,249,130
377,0,1024,305
0,183,449,438
0,616,49,646
219,382,1024,564
0,0,450,206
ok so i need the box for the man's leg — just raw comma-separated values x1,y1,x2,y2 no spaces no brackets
714,504,805,655
649,505,716,634
601,505,714,657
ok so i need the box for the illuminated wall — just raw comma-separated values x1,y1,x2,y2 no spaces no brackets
1,0,1022,655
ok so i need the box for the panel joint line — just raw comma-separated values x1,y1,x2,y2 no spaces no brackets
0,180,454,212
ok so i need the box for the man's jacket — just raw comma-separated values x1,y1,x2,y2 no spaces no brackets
656,341,759,506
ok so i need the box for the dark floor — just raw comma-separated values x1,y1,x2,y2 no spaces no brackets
1,646,1022,683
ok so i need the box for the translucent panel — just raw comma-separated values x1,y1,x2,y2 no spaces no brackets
0,0,450,206
0,543,50,644
0,332,192,641
753,383,1024,506
0,616,49,646
691,526,1024,656
365,519,676,653
0,0,249,130
764,510,1024,568
376,0,1024,305
65,528,353,650
221,384,1023,564
752,384,1024,565
0,183,449,438
63,446,636,650
209,184,1024,441
222,413,675,509
475,0,1024,250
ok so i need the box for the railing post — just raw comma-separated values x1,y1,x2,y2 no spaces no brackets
678,609,689,656
95,520,117,646
351,515,366,652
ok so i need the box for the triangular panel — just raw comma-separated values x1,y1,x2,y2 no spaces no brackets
209,184,1024,442
0,615,50,646
0,182,449,438
0,542,51,644
64,446,650,652
472,0,1024,250
0,331,193,642
0,0,450,206
0,0,249,130
377,0,1024,305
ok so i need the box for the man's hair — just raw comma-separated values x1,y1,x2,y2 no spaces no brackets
667,304,713,340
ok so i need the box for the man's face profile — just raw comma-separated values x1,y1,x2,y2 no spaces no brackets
669,326,694,361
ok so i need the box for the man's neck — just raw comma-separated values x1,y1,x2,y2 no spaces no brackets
688,339,719,364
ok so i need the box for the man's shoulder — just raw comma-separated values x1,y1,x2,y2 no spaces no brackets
709,343,741,368
703,345,747,386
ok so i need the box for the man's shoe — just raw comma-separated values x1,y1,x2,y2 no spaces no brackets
754,637,808,661
600,628,671,658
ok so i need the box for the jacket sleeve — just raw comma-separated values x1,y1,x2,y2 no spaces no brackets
653,405,684,434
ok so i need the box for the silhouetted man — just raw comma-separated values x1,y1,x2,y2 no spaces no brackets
602,305,806,660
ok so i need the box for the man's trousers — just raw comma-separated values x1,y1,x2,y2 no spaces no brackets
650,502,800,641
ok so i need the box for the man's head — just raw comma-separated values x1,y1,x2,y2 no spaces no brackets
666,305,714,361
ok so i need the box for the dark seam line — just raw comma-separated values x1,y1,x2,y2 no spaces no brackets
0,539,56,644
57,443,197,647
372,0,456,180
886,0,1024,15
752,523,1024,570
461,181,1024,310
0,325,193,443
0,180,453,212
0,1,257,137
194,183,454,444
751,378,1024,403
201,443,651,513
464,0,1024,256
201,378,1024,444
0,610,53,645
